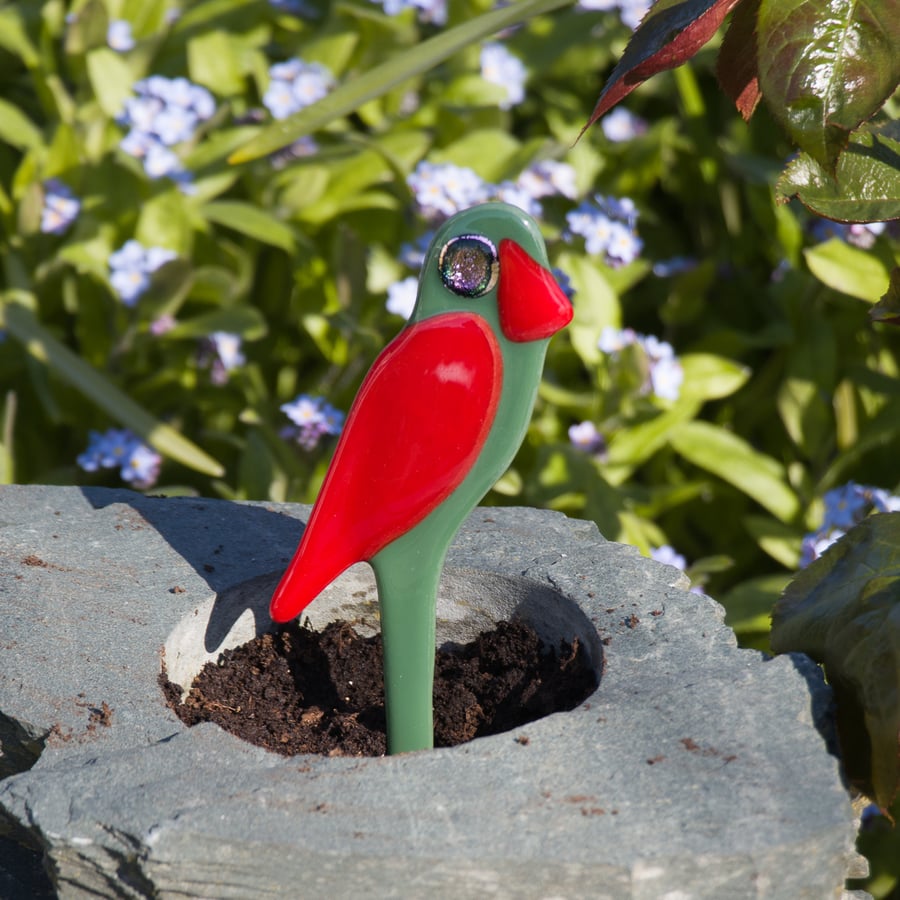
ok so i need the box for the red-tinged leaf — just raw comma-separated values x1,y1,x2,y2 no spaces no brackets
716,0,761,121
757,0,900,173
582,0,742,134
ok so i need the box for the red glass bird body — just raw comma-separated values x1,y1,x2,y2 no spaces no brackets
270,203,573,753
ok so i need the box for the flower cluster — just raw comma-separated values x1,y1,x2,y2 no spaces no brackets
407,162,492,220
281,395,345,450
576,0,651,29
800,482,900,567
77,429,162,489
566,195,642,266
480,43,527,110
108,240,177,306
598,326,684,402
198,332,246,385
368,0,447,25
117,76,216,186
263,59,335,120
407,159,577,223
40,180,81,235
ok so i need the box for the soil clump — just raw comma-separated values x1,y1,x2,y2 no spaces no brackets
161,618,596,756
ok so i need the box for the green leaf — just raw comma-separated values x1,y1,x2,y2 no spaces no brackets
228,0,570,163
167,307,268,340
669,420,799,521
678,353,750,402
0,390,16,485
86,47,135,118
556,251,620,367
757,0,900,172
137,189,197,254
0,300,224,478
188,31,246,96
775,315,836,457
870,266,900,325
743,515,802,568
803,237,891,301
432,129,523,182
0,7,40,67
0,99,43,151
776,126,900,222
720,573,791,634
202,201,296,252
771,513,900,809
605,401,701,481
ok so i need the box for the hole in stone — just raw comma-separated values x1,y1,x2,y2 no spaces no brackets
160,565,603,757
0,712,47,780
0,713,56,898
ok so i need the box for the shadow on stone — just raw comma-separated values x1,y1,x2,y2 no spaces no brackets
80,486,307,654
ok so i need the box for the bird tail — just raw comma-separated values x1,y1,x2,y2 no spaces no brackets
269,538,345,623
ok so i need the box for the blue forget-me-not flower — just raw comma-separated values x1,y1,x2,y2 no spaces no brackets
78,429,162,489
281,395,345,451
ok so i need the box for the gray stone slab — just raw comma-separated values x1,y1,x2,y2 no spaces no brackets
0,485,861,898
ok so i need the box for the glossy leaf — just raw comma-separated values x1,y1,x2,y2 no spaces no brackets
758,0,900,172
0,300,224,477
583,0,741,131
771,513,900,809
229,0,570,163
777,126,900,222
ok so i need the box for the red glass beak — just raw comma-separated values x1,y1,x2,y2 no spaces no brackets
497,239,573,343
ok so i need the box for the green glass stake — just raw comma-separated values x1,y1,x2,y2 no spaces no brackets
270,202,573,753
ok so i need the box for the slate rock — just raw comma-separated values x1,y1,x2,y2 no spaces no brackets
0,486,861,898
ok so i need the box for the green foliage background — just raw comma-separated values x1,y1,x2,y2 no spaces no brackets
0,0,899,892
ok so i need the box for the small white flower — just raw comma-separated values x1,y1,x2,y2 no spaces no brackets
601,107,648,142
568,421,606,456
107,19,135,52
648,355,683,402
386,276,419,319
650,545,687,571
480,42,527,109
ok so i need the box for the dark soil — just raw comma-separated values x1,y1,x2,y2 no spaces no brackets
161,618,597,757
